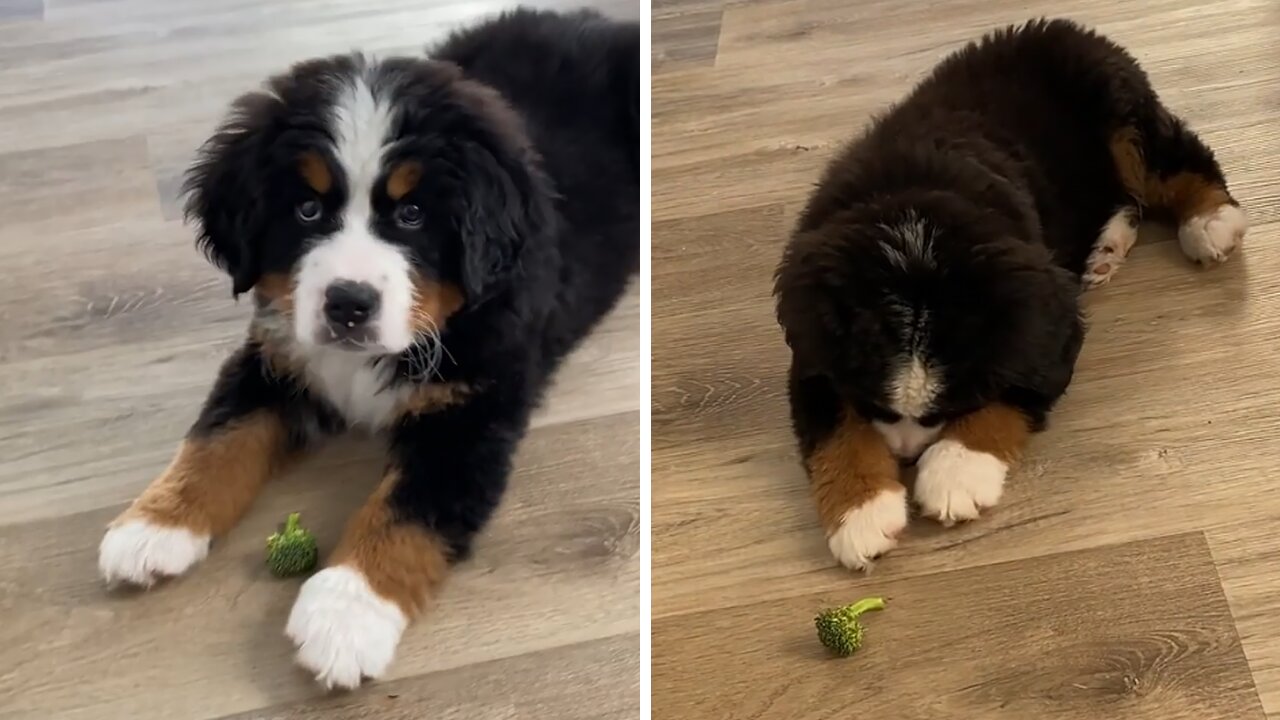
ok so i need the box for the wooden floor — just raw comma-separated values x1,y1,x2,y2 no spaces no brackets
652,1,1280,718
0,2,638,719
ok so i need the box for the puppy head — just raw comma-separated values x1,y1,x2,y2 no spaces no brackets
183,53,553,358
776,195,1082,459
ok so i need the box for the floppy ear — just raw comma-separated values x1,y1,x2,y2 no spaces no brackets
980,240,1085,401
417,71,556,304
452,135,555,304
774,264,830,375
774,230,889,379
1012,262,1084,400
182,92,280,296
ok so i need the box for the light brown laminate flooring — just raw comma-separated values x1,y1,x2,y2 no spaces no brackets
0,1,639,718
652,1,1280,718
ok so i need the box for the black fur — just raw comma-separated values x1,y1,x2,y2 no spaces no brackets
189,346,346,451
183,8,638,560
776,19,1233,454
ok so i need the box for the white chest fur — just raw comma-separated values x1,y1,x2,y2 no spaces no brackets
302,347,412,430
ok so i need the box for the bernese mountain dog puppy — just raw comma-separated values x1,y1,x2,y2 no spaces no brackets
775,19,1246,571
97,8,638,688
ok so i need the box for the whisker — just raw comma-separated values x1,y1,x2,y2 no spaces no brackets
408,322,446,382
400,335,429,382
409,343,429,379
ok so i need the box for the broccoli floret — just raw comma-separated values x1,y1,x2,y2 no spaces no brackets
815,597,886,656
266,513,318,577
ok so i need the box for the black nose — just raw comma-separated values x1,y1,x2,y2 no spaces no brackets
323,281,380,328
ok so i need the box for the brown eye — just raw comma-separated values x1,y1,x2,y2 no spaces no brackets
296,200,322,224
394,202,424,229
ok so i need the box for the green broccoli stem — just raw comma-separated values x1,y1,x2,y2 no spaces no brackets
844,597,886,617
284,513,302,534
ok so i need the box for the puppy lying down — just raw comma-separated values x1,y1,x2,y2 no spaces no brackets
774,19,1247,570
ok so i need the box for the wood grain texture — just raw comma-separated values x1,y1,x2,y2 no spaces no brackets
652,0,1280,717
0,413,639,720
1208,521,1280,715
654,534,1265,719
216,634,639,720
0,1,638,718
653,0,722,70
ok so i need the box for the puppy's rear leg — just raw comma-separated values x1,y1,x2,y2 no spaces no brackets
1110,113,1248,266
1083,205,1141,288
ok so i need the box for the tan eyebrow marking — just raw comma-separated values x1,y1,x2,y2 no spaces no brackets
298,151,332,194
386,160,423,201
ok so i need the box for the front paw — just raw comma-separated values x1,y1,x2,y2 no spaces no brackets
914,440,1007,525
826,487,909,571
98,518,210,587
286,566,408,690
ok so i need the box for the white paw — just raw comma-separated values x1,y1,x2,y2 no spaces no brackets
98,519,210,587
914,440,1007,525
826,487,908,571
1178,204,1247,265
286,565,407,690
1083,209,1139,288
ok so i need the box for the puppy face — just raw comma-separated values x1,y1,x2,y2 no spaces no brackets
184,54,553,360
776,200,1082,460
